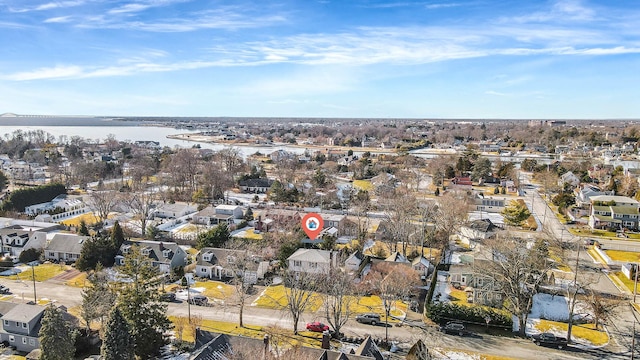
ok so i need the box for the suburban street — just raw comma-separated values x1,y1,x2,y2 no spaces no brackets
0,271,627,360
525,178,637,359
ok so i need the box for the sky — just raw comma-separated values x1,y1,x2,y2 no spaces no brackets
0,0,639,119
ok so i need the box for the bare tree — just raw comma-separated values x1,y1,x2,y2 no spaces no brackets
88,185,118,224
282,271,320,335
475,234,554,337
363,262,421,344
321,268,356,337
379,186,418,256
224,242,264,328
585,291,621,329
122,189,156,237
433,193,469,263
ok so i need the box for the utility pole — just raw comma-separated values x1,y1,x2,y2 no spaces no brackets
634,263,638,304
31,263,37,303
567,241,581,342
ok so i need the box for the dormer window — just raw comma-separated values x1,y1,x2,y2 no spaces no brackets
162,249,172,258
227,255,236,264
122,245,131,254
203,252,213,262
141,247,151,256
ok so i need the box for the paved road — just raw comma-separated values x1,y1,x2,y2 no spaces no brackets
525,182,637,359
0,276,619,360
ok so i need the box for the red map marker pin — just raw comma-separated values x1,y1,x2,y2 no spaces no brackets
302,213,324,240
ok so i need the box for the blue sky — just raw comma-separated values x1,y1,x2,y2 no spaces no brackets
0,0,639,118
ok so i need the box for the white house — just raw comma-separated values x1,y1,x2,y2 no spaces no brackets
195,247,269,284
287,248,338,275
152,202,197,219
0,229,46,258
558,171,580,188
24,194,89,221
44,234,89,263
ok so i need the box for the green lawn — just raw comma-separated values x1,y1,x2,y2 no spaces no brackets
252,285,323,312
605,250,640,262
610,271,637,293
8,263,69,282
193,281,235,300
534,319,608,346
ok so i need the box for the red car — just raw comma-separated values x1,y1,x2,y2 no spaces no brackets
305,321,330,332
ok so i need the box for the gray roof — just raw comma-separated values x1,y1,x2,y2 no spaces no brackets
46,234,89,254
1,303,45,323
120,240,181,264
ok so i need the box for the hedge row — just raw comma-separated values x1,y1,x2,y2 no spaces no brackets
1,183,66,212
425,302,512,328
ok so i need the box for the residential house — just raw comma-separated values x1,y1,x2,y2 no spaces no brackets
255,209,301,231
450,177,473,187
190,329,376,360
115,240,187,273
411,255,434,280
152,202,197,219
459,219,499,246
574,184,614,206
588,195,640,230
238,178,273,193
287,248,338,275
0,303,45,353
345,250,364,272
24,194,89,221
44,233,89,263
558,171,580,188
474,196,506,213
0,303,76,353
193,205,244,226
195,247,269,284
0,229,46,258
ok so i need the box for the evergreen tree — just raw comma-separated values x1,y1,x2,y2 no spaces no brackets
195,223,230,249
81,264,117,330
78,220,90,236
39,305,77,360
110,221,125,249
501,200,531,227
101,307,134,360
0,170,7,192
117,246,172,359
76,235,117,271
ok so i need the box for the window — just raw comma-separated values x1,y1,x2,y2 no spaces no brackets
309,262,317,268
3,320,8,326
9,335,14,343
293,260,301,267
22,322,27,328
476,278,483,287
22,338,27,344
29,338,35,346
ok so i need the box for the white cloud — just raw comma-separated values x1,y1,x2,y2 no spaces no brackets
44,16,73,23
107,0,190,15
4,65,84,81
9,0,86,13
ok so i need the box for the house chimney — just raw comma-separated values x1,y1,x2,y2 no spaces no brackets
159,242,164,251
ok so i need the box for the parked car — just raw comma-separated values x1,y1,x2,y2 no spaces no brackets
0,285,10,294
355,313,381,325
531,332,568,349
160,292,176,302
439,322,467,336
305,321,330,333
188,294,208,306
